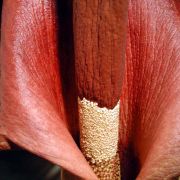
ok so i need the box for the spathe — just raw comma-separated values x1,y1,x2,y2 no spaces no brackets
0,1,96,179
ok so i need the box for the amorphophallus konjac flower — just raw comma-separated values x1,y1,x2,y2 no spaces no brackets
0,0,180,179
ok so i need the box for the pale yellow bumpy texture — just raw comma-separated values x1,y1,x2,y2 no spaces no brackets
78,97,120,179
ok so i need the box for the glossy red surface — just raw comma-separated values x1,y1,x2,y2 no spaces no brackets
0,1,96,179
120,0,180,179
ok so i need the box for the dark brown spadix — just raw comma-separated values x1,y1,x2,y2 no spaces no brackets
73,1,128,179
73,0,128,109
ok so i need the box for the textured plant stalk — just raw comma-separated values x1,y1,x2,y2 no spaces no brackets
78,97,120,179
73,1,128,179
